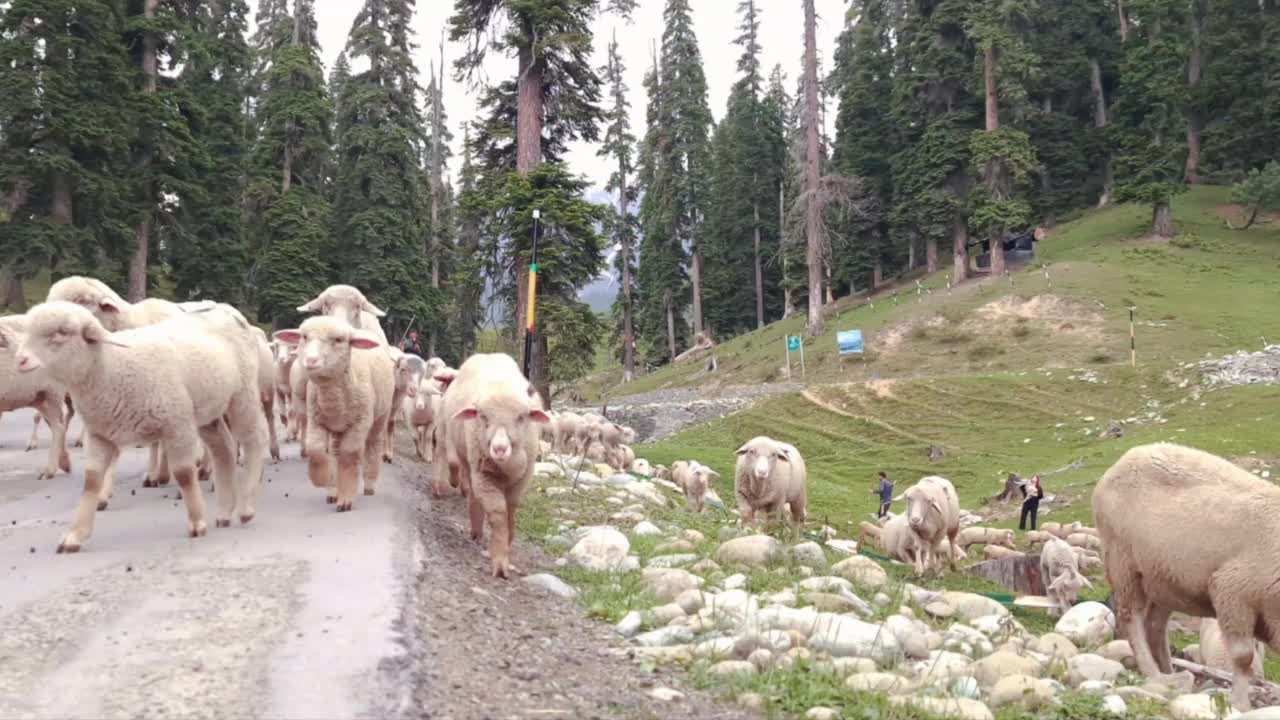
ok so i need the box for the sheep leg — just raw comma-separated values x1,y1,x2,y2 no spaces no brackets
33,394,70,479
363,415,389,496
99,461,115,511
466,475,485,544
502,485,525,576
57,435,121,553
946,528,960,573
168,441,207,540
1144,605,1174,674
26,411,40,452
475,480,512,578
262,394,280,463
199,419,238,528
228,396,268,523
197,443,212,482
72,423,84,448
333,447,360,512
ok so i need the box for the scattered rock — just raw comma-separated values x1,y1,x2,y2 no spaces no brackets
989,674,1055,709
971,651,1042,688
791,541,826,566
889,696,994,720
721,573,747,590
714,534,784,567
1055,601,1115,647
568,526,631,572
674,588,705,615
649,687,683,702
912,650,974,683
1035,632,1079,659
634,625,695,647
1099,639,1135,668
1102,695,1128,716
1066,653,1126,686
846,672,915,693
1168,693,1219,720
621,480,668,506
1239,708,1280,719
804,592,864,614
940,592,1010,621
681,529,706,544
831,555,889,590
522,573,578,599
689,558,721,575
646,554,700,569
654,539,697,554
632,521,662,537
805,708,839,720
736,692,766,710
615,611,642,638
925,601,956,619
641,568,703,602
708,660,757,676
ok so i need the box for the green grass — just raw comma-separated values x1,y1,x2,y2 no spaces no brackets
575,188,1280,401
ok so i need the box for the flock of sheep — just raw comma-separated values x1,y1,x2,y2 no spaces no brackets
3,277,1279,712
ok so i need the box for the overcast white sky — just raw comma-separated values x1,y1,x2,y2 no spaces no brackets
250,0,847,193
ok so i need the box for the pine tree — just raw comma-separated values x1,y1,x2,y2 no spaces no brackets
1110,0,1189,237
332,0,434,333
0,0,135,307
449,0,635,399
597,32,639,382
766,65,802,318
424,40,453,358
446,125,486,362
328,51,351,135
170,0,252,304
246,0,334,327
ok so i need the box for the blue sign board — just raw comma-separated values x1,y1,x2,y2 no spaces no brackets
837,329,864,355
786,335,801,352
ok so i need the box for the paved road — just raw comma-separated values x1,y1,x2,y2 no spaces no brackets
0,409,421,720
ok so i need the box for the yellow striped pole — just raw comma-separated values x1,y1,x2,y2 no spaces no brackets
522,209,541,379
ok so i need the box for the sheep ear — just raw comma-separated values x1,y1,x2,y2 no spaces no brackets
929,498,943,515
360,297,387,317
892,493,905,502
528,409,551,424
707,469,721,478
0,326,15,349
97,297,122,315
82,320,128,347
734,444,750,455
273,329,302,346
349,332,381,350
774,448,791,462
453,406,479,421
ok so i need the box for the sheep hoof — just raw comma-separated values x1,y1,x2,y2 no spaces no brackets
56,540,80,554
58,454,71,473
142,479,156,488
37,469,54,480
336,501,352,512
382,454,393,464
363,488,376,496
239,513,254,525
24,442,35,452
491,562,510,579
216,519,231,528
189,523,207,538
326,495,337,504
96,500,109,512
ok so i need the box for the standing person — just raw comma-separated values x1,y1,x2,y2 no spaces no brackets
406,330,422,355
869,471,894,519
1018,473,1044,530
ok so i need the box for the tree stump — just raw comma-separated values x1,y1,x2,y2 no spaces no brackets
963,554,1045,596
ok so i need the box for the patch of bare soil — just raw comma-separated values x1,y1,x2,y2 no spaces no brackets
397,454,755,720
865,378,898,399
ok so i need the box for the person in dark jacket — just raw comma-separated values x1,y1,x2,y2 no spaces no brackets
869,471,894,519
1018,474,1044,530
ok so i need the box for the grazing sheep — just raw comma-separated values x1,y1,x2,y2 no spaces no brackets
599,422,625,470
672,460,718,512
15,301,268,551
1023,530,1053,547
440,352,550,578
554,411,585,455
1041,521,1082,540
620,425,637,445
1040,536,1092,617
295,284,389,345
1092,442,1280,711
894,475,961,576
575,413,605,456
983,545,1025,560
1066,531,1103,552
857,520,882,546
45,275,184,332
880,513,921,566
733,436,808,526
0,315,74,479
956,526,1016,551
611,444,636,474
273,317,394,511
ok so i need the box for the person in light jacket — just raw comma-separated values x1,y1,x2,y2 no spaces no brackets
1018,474,1045,530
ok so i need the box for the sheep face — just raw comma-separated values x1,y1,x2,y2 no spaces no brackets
46,276,132,330
453,388,550,466
394,356,421,398
296,284,386,327
13,302,129,380
414,377,437,411
902,487,943,532
621,426,637,444
735,438,790,483
1047,569,1091,609
272,317,381,381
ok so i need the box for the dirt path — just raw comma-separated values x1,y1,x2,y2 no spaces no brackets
398,447,756,720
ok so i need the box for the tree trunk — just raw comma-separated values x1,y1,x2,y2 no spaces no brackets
780,183,794,319
952,216,969,285
872,262,883,289
825,263,835,305
690,251,703,336
1089,57,1112,207
0,267,25,311
802,0,823,337
1152,203,1173,237
619,162,635,383
753,201,764,330
1117,0,1129,42
664,292,677,363
1184,1,1204,184
127,0,161,303
428,54,443,358
926,236,938,273
907,236,916,272
514,46,546,397
983,46,998,132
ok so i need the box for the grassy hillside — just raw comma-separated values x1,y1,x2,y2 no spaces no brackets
577,187,1280,401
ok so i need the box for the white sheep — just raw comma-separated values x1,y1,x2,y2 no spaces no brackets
672,460,719,512
439,352,550,578
620,425,637,445
1066,531,1103,552
895,475,961,576
611,444,636,474
983,545,1025,560
273,316,393,511
251,327,281,461
1040,536,1092,617
385,347,416,462
272,340,297,438
554,411,585,455
575,412,605,456
880,512,921,565
14,301,268,551
1093,442,1280,711
955,526,1016,551
733,436,808,526
0,315,74,479
288,350,309,455
404,366,443,462
295,284,389,345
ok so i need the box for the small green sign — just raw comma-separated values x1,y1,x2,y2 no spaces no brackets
786,335,800,351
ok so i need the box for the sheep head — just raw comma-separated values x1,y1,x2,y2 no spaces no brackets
453,384,550,467
296,284,386,328
272,316,381,381
735,436,790,483
1048,568,1092,606
13,301,132,381
46,276,133,331
899,485,943,533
